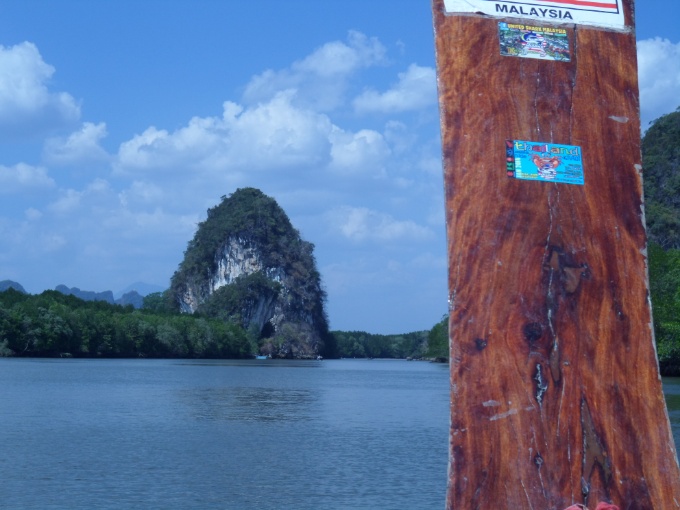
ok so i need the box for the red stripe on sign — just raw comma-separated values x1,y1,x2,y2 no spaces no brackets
538,0,618,8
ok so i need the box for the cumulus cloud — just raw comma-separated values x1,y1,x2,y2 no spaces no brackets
0,163,55,193
48,188,83,214
39,176,195,256
638,38,680,128
48,178,112,214
44,122,110,165
118,180,164,207
223,92,333,169
353,64,437,114
0,42,80,137
243,31,387,111
329,128,390,177
326,206,433,243
115,92,334,177
114,92,402,193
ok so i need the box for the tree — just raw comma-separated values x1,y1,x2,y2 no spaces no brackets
426,315,449,361
648,243,680,373
142,291,174,313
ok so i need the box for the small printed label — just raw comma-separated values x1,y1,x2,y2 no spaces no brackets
499,22,570,61
506,140,584,185
442,0,625,30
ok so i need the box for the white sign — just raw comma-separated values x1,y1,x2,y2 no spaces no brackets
443,0,625,30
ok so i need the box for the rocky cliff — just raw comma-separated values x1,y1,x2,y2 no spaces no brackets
169,188,331,358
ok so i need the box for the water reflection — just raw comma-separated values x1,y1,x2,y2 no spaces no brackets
177,387,317,422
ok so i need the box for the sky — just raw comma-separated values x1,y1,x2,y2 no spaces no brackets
0,1,678,334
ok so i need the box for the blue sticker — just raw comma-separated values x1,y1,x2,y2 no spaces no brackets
506,140,584,185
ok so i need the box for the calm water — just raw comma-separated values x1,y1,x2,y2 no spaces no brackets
5,359,680,510
0,358,450,510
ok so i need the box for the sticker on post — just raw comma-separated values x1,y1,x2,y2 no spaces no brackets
499,23,570,61
506,140,584,185
442,0,625,31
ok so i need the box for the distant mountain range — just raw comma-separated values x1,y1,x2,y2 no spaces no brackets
0,280,27,293
114,282,165,299
0,280,165,309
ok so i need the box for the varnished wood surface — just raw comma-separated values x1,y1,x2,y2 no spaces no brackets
432,0,680,508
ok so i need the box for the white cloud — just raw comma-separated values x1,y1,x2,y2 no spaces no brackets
329,128,390,177
296,31,387,77
44,122,110,165
638,38,680,128
115,91,334,176
48,178,112,214
0,42,80,137
49,188,83,214
224,92,333,169
243,31,387,111
0,163,55,193
326,206,433,243
118,180,164,207
117,126,174,169
353,64,437,114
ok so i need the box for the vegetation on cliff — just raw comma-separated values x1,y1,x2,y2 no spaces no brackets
643,107,680,249
175,188,298,278
642,109,680,375
170,188,333,358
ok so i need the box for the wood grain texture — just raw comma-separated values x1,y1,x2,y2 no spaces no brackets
432,0,680,508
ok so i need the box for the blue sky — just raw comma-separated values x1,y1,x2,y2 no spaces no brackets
0,1,678,334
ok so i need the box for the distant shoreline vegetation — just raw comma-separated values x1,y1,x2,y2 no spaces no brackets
0,289,253,359
0,287,447,361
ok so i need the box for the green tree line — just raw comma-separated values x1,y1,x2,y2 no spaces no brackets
649,243,680,375
0,289,252,359
331,328,445,360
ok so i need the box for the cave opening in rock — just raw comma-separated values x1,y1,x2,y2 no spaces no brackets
260,321,275,339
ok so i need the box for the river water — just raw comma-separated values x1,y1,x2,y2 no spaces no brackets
1,358,450,510
3,358,680,510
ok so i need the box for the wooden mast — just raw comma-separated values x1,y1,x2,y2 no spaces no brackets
432,0,680,507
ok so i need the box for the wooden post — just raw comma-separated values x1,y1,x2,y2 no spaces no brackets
432,0,680,508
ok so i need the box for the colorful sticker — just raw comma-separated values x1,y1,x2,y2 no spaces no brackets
506,140,584,185
499,22,570,61
442,0,625,30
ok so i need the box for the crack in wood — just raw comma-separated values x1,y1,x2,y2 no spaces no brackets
543,246,591,383
581,397,612,507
